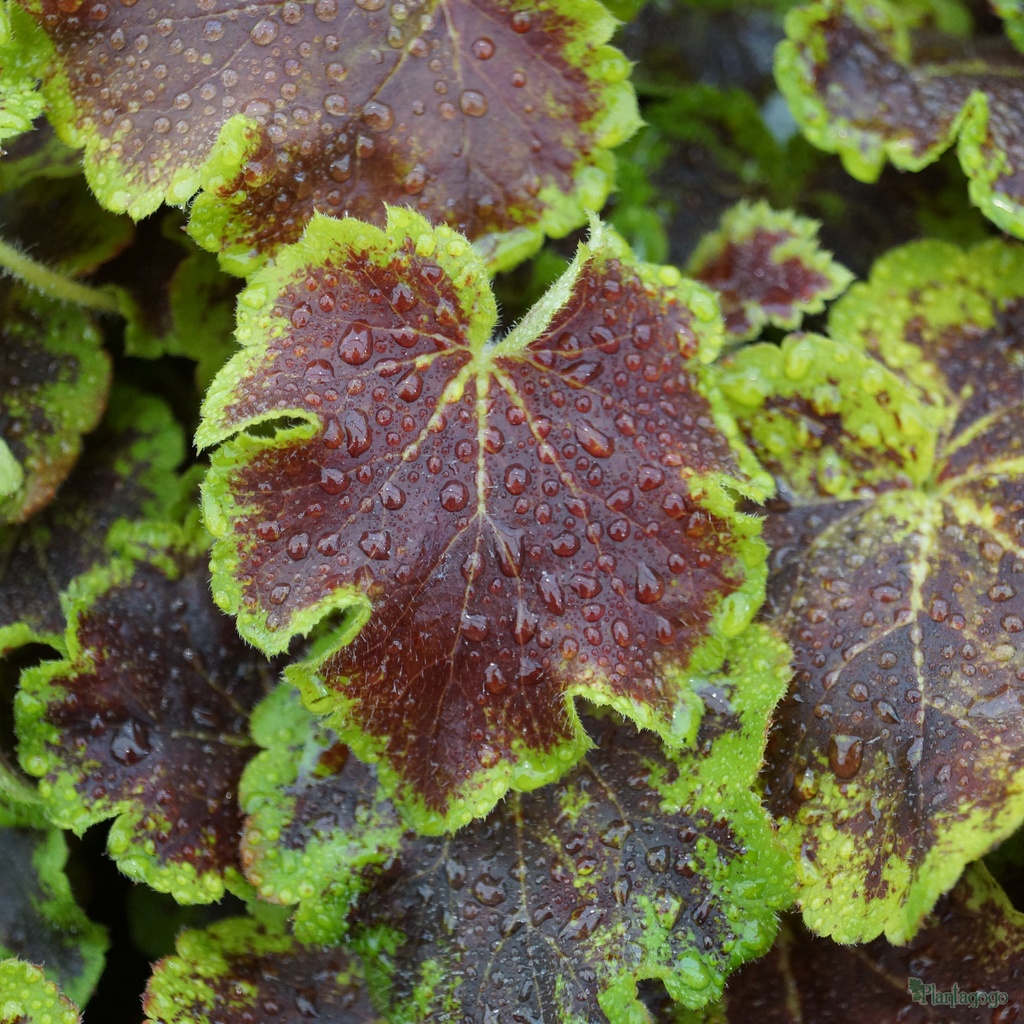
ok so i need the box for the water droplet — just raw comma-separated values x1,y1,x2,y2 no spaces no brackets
472,36,495,59
440,481,469,512
635,562,664,604
828,734,863,779
362,99,394,131
323,93,347,116
504,464,530,495
989,583,1016,602
461,612,489,642
872,699,900,723
287,533,310,560
512,602,538,645
928,596,949,622
477,743,499,768
379,481,406,510
511,10,531,32
980,540,1004,563
403,164,428,195
575,420,614,458
445,855,467,889
870,583,901,603
612,619,630,647
339,321,372,365
250,17,278,44
359,531,392,560
110,718,151,766
599,820,633,849
551,533,580,558
343,409,373,457
472,873,506,906
538,572,565,614
557,905,603,942
606,488,633,512
459,89,488,117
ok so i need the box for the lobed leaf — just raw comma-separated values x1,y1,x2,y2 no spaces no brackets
15,527,277,903
240,683,406,944
143,913,381,1024
0,282,109,525
687,201,852,344
0,805,107,1008
775,0,1024,239
198,209,771,831
0,388,189,656
354,627,794,1022
682,864,1024,1022
724,237,1024,943
0,959,80,1024
16,0,639,274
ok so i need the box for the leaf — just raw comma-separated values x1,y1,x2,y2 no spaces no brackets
775,0,1024,239
686,201,852,344
683,864,1024,1023
15,526,277,903
240,683,405,945
996,0,1024,53
0,387,189,656
353,627,794,1022
16,0,639,275
0,5,48,147
198,209,771,832
0,808,108,1008
0,282,110,525
143,913,381,1024
720,237,1024,943
0,960,80,1024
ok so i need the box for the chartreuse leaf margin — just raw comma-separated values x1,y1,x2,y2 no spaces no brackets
198,206,773,833
0,959,80,1024
721,236,1024,944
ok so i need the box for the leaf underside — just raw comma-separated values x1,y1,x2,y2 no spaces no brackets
722,237,1024,943
17,0,638,273
776,0,1024,239
15,532,277,903
199,209,769,831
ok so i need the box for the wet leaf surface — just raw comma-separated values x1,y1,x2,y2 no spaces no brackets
776,0,1024,239
353,628,793,1022
0,282,109,525
16,0,637,273
687,865,1024,1024
0,959,80,1024
198,209,770,831
0,389,189,656
240,684,405,944
15,530,277,903
721,237,1024,943
687,201,852,343
143,914,381,1024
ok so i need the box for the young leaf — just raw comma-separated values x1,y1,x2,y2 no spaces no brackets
240,683,405,945
0,805,108,1008
0,282,109,525
687,201,852,344
775,0,1024,239
143,913,381,1024
16,0,639,274
354,627,794,1022
198,209,771,832
720,237,1024,943
0,959,80,1024
682,864,1024,1022
0,388,189,656
15,527,277,903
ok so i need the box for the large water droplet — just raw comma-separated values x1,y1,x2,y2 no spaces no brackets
361,99,394,131
461,611,489,642
538,572,565,614
249,17,278,44
472,873,506,906
338,321,372,365
576,420,614,458
359,531,392,560
459,89,488,117
287,533,310,560
472,36,495,59
551,533,580,558
344,409,372,456
440,481,469,512
635,562,664,604
828,734,863,779
110,718,152,766
504,464,530,496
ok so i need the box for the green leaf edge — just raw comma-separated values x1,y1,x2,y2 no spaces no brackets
0,959,80,1024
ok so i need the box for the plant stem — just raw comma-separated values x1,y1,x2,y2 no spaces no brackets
0,235,123,314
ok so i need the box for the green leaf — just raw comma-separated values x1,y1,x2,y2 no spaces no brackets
0,959,80,1024
0,282,110,525
722,237,1024,943
354,627,794,1022
143,913,382,1024
198,209,770,832
684,864,1024,1022
16,0,639,275
995,0,1024,53
687,201,852,343
239,683,405,945
775,0,1024,239
0,808,108,1008
15,525,277,903
0,5,48,147
0,387,190,656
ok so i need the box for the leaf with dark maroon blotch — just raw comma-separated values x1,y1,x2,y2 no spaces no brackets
14,0,639,274
0,281,109,525
681,865,1024,1024
239,683,406,944
687,201,852,344
0,387,190,656
143,912,381,1024
352,627,794,1022
198,209,772,832
775,0,1024,240
14,526,277,903
720,237,1024,944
